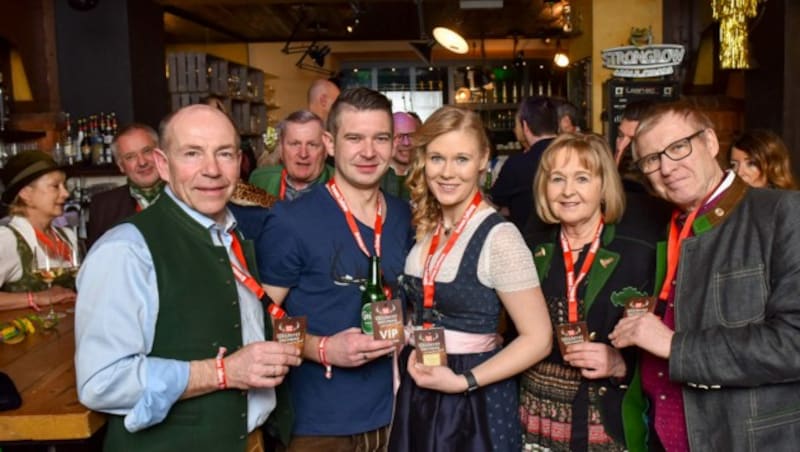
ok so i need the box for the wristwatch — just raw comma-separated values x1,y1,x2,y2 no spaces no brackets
463,370,479,393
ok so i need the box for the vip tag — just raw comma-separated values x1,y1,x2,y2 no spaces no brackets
624,296,656,318
274,316,307,354
557,321,589,357
371,299,404,345
413,327,447,367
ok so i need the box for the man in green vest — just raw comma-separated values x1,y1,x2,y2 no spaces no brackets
249,110,333,201
75,104,301,452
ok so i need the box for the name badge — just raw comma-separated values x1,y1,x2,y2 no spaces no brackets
274,316,307,354
624,296,656,318
557,321,589,357
414,327,447,367
371,299,404,344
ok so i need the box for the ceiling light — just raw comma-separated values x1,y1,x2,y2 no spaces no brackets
554,51,570,67
433,27,469,54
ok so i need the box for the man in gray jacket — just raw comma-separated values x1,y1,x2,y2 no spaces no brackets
610,101,800,451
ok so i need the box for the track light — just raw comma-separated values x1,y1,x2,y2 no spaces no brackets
433,27,469,54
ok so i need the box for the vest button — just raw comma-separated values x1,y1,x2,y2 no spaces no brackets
232,300,238,306
234,323,240,329
598,386,607,396
219,258,225,263
241,412,246,418
239,434,245,440
226,280,232,285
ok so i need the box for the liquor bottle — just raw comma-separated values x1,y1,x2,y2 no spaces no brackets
360,255,387,334
62,113,75,165
91,116,104,165
102,113,114,164
80,119,91,166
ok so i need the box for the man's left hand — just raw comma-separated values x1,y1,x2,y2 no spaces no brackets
609,313,674,359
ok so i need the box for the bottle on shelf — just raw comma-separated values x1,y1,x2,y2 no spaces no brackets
79,119,91,166
90,115,104,166
361,255,387,334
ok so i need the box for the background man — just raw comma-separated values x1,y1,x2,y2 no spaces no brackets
87,123,164,247
554,98,581,134
257,88,412,451
379,111,417,199
610,102,800,451
307,79,340,124
249,110,332,201
75,104,301,451
490,96,558,230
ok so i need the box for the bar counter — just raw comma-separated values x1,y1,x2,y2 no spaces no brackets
0,306,106,442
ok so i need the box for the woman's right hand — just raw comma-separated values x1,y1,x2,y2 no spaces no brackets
41,286,77,305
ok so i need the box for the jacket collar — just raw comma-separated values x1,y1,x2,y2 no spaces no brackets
532,223,620,316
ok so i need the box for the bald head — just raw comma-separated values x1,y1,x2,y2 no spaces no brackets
155,104,241,222
307,79,340,122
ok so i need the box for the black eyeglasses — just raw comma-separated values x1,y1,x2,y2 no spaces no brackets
635,129,707,174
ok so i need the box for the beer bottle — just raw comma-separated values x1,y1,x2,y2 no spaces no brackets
361,256,386,334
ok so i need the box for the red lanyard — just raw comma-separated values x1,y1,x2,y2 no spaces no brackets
34,227,71,262
422,192,482,328
279,168,288,200
326,178,383,258
229,232,286,319
657,207,702,301
559,218,604,323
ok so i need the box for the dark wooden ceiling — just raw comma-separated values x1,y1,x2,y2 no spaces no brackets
156,0,576,44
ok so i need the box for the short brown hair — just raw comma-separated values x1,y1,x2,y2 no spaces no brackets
326,87,392,138
533,133,625,224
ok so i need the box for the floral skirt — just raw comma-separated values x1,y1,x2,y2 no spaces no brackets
519,361,625,452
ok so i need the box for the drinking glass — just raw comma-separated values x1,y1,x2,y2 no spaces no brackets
32,250,66,323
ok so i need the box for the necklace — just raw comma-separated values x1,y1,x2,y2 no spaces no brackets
570,246,584,252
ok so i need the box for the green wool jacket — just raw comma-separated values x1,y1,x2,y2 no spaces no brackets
103,194,289,451
249,163,334,199
533,224,663,452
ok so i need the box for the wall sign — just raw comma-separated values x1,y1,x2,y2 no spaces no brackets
601,44,686,78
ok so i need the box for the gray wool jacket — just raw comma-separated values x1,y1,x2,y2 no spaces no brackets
665,175,800,451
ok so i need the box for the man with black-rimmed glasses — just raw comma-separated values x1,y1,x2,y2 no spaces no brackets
609,101,800,451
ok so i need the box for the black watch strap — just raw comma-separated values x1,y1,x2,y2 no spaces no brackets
463,370,479,393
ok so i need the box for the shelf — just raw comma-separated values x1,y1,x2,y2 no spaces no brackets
0,129,46,143
64,165,121,178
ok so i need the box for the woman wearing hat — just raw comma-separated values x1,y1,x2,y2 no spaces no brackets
0,151,77,311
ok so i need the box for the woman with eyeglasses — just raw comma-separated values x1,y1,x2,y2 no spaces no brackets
519,133,654,451
0,151,77,311
729,129,797,190
388,106,552,451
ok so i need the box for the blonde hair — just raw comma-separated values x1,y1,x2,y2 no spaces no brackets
406,106,490,240
533,133,625,224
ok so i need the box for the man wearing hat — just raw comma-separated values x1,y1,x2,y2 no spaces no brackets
0,151,77,310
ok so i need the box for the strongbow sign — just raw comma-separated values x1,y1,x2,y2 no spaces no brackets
601,44,685,78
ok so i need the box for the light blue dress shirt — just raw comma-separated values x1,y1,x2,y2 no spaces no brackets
74,188,275,433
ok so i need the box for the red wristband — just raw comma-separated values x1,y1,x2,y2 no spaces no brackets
215,346,228,390
318,336,333,379
27,292,41,312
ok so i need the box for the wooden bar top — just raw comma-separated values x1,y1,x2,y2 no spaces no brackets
0,306,106,441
